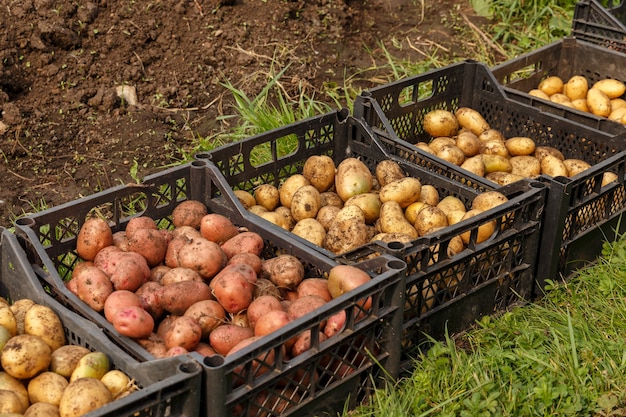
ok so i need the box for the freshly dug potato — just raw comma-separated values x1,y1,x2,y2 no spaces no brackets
209,324,255,356
163,316,202,351
379,177,422,208
534,145,564,162
609,106,626,121
316,205,341,231
302,155,336,192
550,93,573,107
254,184,280,211
505,137,536,156
564,75,588,101
28,371,68,406
478,129,505,143
541,155,569,177
160,267,202,285
459,210,497,244
290,185,322,221
416,142,435,154
233,189,256,209
428,137,456,155
73,266,113,312
70,351,109,381
455,130,482,157
327,264,372,308
323,205,372,254
414,205,449,236
258,211,290,230
59,378,112,417
334,158,373,202
0,371,29,412
220,231,264,259
158,280,213,316
227,252,263,276
297,278,332,302
460,155,485,177
404,201,428,225
563,159,592,177
320,191,344,208
109,305,154,339
184,299,225,340
0,389,25,414
603,172,619,187
200,213,239,245
437,195,466,216
171,200,207,229
344,193,381,224
0,307,17,338
486,172,525,186
423,109,459,137
10,298,36,335
274,206,297,230
262,255,304,290
509,155,541,178
25,402,61,417
291,218,326,247
103,290,143,324
593,78,626,99
378,201,419,239
279,174,310,208
482,154,512,174
24,304,66,352
2,334,51,379
480,139,509,158
101,369,137,399
124,216,158,238
127,227,168,267
375,160,406,187
528,88,550,100
436,144,466,165
455,107,490,136
287,295,327,322
178,237,228,279
76,217,113,262
246,295,283,329
471,191,509,212
49,345,90,378
587,87,612,117
210,264,256,314
538,75,564,96
571,98,589,112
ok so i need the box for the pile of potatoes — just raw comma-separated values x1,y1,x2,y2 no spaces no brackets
68,203,374,374
529,75,626,124
0,298,137,417
231,155,511,255
417,106,619,186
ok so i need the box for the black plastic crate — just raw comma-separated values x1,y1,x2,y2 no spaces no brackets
0,228,203,417
572,0,626,53
491,37,626,134
12,161,407,417
194,109,547,366
353,59,626,288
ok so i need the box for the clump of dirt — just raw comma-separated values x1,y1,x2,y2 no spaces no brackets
0,0,485,227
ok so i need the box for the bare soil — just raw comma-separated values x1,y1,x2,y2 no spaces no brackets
0,0,489,227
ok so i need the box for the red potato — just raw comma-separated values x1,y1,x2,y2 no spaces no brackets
160,267,203,285
76,217,114,261
109,305,154,339
194,342,217,357
209,265,257,314
163,316,202,351
156,315,179,340
262,254,305,290
227,252,263,275
254,310,291,338
108,252,150,292
135,281,165,320
164,234,191,268
323,310,347,338
200,213,239,244
158,280,213,315
71,261,94,279
296,278,332,302
66,277,78,295
166,346,189,357
291,330,328,357
177,237,228,279
183,299,226,340
227,336,277,384
103,290,142,322
220,231,264,259
172,200,208,229
112,230,129,251
137,336,168,359
209,324,254,356
327,264,372,309
286,295,327,323
93,245,123,274
124,216,158,238
247,295,283,328
171,225,202,240
127,228,168,267
74,265,113,312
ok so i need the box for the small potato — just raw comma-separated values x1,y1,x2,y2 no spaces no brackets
416,142,435,154
564,75,588,101
482,154,512,174
233,189,256,209
319,191,344,208
404,201,428,225
379,201,419,239
127,228,168,267
279,174,311,208
509,155,541,178
28,371,68,406
423,109,459,137
486,172,525,186
274,206,296,230
171,200,207,229
258,211,290,230
460,155,486,177
24,304,66,352
428,137,456,154
290,185,322,221
49,345,90,378
602,172,619,187
436,144,466,165
472,191,509,212
200,213,239,245
480,139,509,158
302,155,336,192
455,130,481,157
74,266,113,312
528,89,551,100
414,205,448,236
334,158,373,202
101,369,137,399
563,159,592,177
534,146,564,162
344,193,381,224
459,210,497,244
437,195,466,216
76,217,113,261
505,137,536,156
541,155,569,177
178,236,228,278
417,185,440,206
109,305,154,339
254,184,280,211
571,98,589,113
379,177,422,208
2,334,51,379
221,231,264,259
59,378,112,417
375,160,406,188
316,205,341,231
455,107,490,136
593,78,626,99
587,87,612,117
292,218,326,247
550,93,574,108
538,75,564,96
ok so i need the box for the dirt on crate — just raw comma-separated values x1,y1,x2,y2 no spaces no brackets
0,0,487,227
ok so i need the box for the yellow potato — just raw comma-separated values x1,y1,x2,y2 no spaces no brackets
538,75,564,96
534,146,564,162
0,389,25,414
478,128,506,143
550,93,574,108
291,218,327,247
258,211,290,230
334,158,373,202
509,155,541,178
455,130,482,157
344,193,382,224
378,201,419,239
0,306,17,337
611,97,626,110
254,184,280,211
279,174,310,208
459,209,497,244
480,139,509,158
290,185,321,221
416,142,435,154
248,205,268,216
571,98,589,113
70,351,110,382
1,334,51,379
482,154,512,174
10,299,35,335
455,107,490,136
375,160,406,188
417,185,440,206
540,155,569,177
274,205,296,230
414,205,449,236
602,172,619,187
564,75,588,101
563,159,592,177
471,191,509,212
302,155,336,192
404,201,428,225
609,106,626,121
379,177,422,208
24,304,66,352
486,172,525,186
428,137,456,154
27,371,68,406
49,345,90,378
233,189,256,209
423,109,459,137
323,205,372,254
436,144,466,165
436,195,466,216
100,369,137,400
315,205,341,231
587,87,612,117
319,191,343,208
24,402,61,417
592,78,626,99
446,209,467,225
528,89,550,100
460,155,486,177
505,137,536,156
59,378,113,417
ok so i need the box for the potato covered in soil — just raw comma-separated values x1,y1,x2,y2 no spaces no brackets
334,158,373,202
302,155,336,192
1,334,51,379
59,378,113,417
76,217,114,262
172,200,208,229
